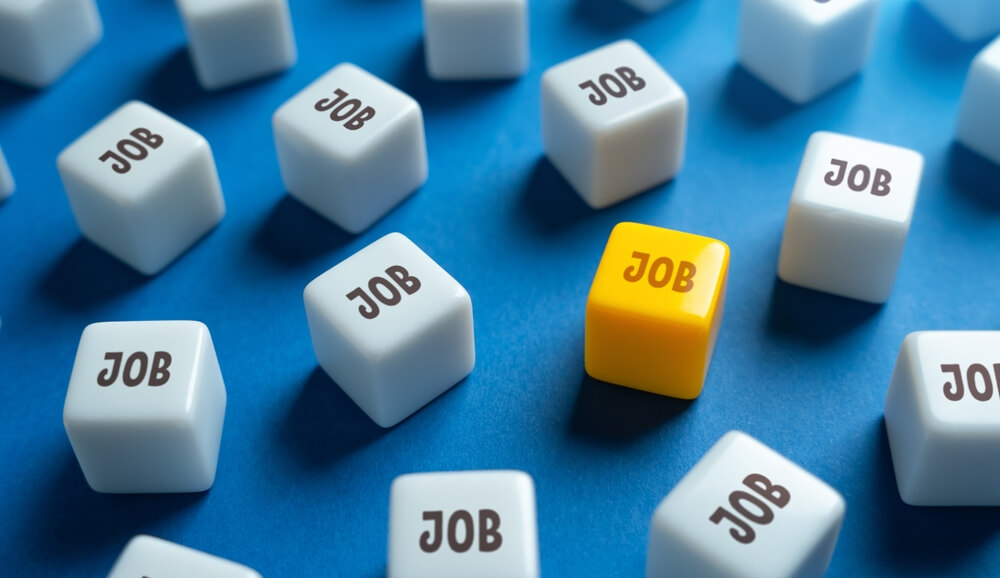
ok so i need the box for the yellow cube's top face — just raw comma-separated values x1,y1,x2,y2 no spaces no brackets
588,222,729,325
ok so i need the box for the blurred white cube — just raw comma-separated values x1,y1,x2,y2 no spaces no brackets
175,0,296,91
423,0,528,80
57,101,225,275
777,132,923,303
273,63,428,233
885,331,1000,506
918,0,1000,42
956,36,1000,166
108,535,260,578
541,40,687,209
389,470,539,578
63,321,227,494
647,431,845,578
303,233,474,427
739,0,878,104
0,0,101,87
0,145,13,200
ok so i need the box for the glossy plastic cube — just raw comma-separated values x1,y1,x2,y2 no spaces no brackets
585,222,729,399
303,233,474,427
541,40,687,209
885,331,1000,506
175,0,296,90
0,0,101,87
423,0,528,79
63,321,227,493
108,535,260,578
777,132,923,303
389,470,539,578
739,0,878,103
647,431,845,578
0,145,12,200
957,36,1000,166
273,63,427,233
57,101,225,275
918,0,1000,42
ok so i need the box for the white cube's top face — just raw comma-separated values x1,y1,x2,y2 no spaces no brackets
654,431,845,577
274,63,419,160
304,233,470,357
794,132,924,226
389,470,539,578
765,0,876,24
541,40,687,133
57,101,208,202
108,535,261,578
63,321,211,424
176,0,273,16
903,332,1000,429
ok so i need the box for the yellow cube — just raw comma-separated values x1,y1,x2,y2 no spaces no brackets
585,222,729,399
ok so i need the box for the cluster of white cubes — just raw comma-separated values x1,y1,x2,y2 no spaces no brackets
303,233,474,427
739,0,878,104
778,132,924,303
956,36,1000,166
918,0,1000,42
108,535,260,577
423,0,528,80
0,0,102,87
541,40,688,209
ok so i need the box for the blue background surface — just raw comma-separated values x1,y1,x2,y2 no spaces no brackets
2,0,1000,575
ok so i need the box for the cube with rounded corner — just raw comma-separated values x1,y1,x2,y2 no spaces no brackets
273,63,428,233
542,40,687,209
57,101,225,275
585,222,729,399
175,0,297,90
423,0,528,80
0,145,13,200
777,132,923,303
647,431,845,578
739,0,878,104
956,36,1000,166
0,0,102,88
63,321,227,493
884,331,1000,506
108,535,260,578
918,0,1000,42
303,233,474,427
389,470,539,578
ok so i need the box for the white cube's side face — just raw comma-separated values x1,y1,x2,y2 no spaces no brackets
273,63,427,232
108,535,262,578
63,321,227,493
957,38,1000,166
541,40,687,208
423,0,528,80
647,431,845,578
176,0,296,90
388,471,540,578
0,0,101,87
918,0,1000,42
304,233,475,427
0,145,13,200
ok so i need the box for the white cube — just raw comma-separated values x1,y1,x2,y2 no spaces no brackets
777,132,923,303
422,0,528,80
108,535,260,578
885,331,1000,506
541,40,687,209
57,101,225,275
389,470,539,578
918,0,1000,42
0,0,101,88
175,0,297,91
303,233,474,427
0,144,13,201
62,321,227,493
273,64,428,233
957,36,1000,166
739,0,878,104
647,431,845,578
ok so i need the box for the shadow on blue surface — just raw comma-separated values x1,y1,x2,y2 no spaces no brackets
571,0,648,31
899,2,989,69
569,374,693,444
946,143,1000,213
719,64,799,127
0,77,37,113
37,238,149,310
766,278,883,346
138,47,206,114
251,195,354,266
515,157,597,235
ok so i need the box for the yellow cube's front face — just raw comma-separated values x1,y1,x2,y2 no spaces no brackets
585,222,729,399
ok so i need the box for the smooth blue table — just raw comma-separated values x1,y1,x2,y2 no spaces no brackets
2,0,999,576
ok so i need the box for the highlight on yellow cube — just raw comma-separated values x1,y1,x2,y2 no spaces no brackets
585,222,729,399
